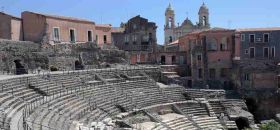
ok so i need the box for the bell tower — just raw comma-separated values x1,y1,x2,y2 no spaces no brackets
198,2,210,28
164,3,175,45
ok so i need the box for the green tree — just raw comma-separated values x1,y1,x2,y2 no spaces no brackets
260,121,280,130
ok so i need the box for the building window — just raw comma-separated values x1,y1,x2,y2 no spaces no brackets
70,29,76,42
208,38,217,51
103,35,107,44
53,27,60,41
202,16,207,26
133,24,137,29
249,47,255,58
198,68,203,79
169,36,173,43
244,73,250,81
143,34,149,42
263,47,269,58
136,54,140,63
149,33,152,41
220,44,226,51
197,54,202,61
125,35,129,43
271,47,275,58
96,35,98,44
209,68,216,79
172,56,176,64
220,68,228,78
87,31,93,42
132,35,137,42
263,33,269,43
220,37,228,51
241,34,245,41
179,56,185,65
245,49,249,54
249,34,255,43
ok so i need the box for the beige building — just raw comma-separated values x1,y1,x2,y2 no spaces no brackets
95,24,112,46
22,11,97,44
0,12,23,41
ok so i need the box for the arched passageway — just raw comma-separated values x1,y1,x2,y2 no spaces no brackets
161,56,166,65
235,117,250,130
14,59,27,75
75,60,84,70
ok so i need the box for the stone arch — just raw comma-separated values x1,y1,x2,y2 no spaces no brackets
75,60,84,70
235,117,250,130
207,38,217,51
169,36,173,43
14,59,27,75
202,16,207,26
168,17,173,27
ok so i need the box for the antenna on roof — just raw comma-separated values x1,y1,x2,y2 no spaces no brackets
186,12,189,18
227,20,232,29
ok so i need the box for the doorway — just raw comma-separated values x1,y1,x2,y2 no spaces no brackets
161,56,166,65
235,117,250,130
172,56,176,64
14,59,27,75
75,61,84,70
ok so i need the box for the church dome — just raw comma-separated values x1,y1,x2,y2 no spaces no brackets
199,2,209,14
181,18,194,26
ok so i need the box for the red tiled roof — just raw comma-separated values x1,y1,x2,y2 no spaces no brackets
236,27,280,32
23,11,95,24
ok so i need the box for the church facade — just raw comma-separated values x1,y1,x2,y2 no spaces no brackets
164,3,210,45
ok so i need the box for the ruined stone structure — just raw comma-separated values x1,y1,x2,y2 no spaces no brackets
0,12,23,41
0,66,255,130
0,4,279,129
112,15,157,64
164,3,210,45
0,39,46,74
0,38,127,74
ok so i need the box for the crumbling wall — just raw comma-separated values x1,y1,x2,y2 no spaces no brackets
0,39,129,73
0,39,47,73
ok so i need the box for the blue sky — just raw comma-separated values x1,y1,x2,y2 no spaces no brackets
1,0,280,44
